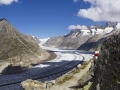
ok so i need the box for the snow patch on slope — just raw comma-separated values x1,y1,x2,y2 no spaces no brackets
104,27,113,33
81,29,91,36
40,38,49,42
96,29,104,34
116,23,120,29
39,38,49,46
91,29,96,35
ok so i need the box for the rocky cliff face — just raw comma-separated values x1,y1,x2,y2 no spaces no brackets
0,18,50,73
44,22,120,50
91,33,120,90
59,30,91,49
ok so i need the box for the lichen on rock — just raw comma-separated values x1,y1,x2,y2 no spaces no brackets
90,33,120,90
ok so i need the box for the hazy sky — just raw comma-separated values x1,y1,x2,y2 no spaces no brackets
0,0,119,38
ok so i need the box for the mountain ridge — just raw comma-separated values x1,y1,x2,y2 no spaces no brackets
44,22,120,50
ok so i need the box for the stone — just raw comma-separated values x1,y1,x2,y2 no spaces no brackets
45,81,54,89
77,64,81,68
21,79,46,90
96,83,100,90
0,62,10,73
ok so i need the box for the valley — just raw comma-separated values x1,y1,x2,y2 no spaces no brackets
1,0,120,89
0,19,119,90
0,19,93,90
0,41,93,90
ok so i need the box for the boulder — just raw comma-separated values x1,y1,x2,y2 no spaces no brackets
21,79,46,90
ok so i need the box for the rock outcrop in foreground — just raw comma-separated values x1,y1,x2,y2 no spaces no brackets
21,79,46,90
89,33,120,90
0,18,50,74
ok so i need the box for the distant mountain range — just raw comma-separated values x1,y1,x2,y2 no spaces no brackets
0,18,50,74
43,22,120,51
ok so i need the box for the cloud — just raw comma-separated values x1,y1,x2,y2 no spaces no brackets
68,25,88,30
78,0,120,22
73,0,79,2
0,0,18,5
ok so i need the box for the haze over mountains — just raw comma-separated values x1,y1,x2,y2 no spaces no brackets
0,18,50,73
44,22,120,51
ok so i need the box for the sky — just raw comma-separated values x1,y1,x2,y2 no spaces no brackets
0,0,120,38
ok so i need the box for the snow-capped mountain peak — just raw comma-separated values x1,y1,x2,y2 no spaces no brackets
44,22,120,50
79,22,120,36
81,29,91,36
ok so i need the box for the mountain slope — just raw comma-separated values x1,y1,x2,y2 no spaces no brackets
44,36,64,48
44,30,91,49
0,18,50,72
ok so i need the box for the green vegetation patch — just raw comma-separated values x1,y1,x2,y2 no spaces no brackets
83,82,93,90
80,59,92,69
56,59,93,85
56,75,73,85
72,67,81,74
